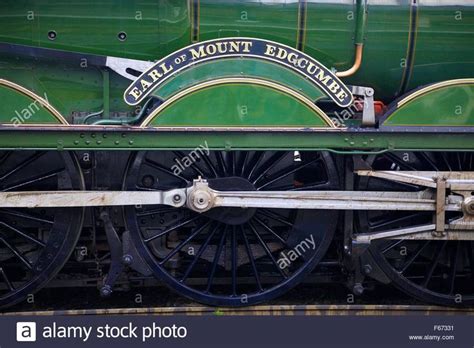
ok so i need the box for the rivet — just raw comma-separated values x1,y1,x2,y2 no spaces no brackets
117,31,127,41
48,30,57,40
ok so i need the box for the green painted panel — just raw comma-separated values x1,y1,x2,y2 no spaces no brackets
304,1,353,71
0,0,191,60
407,1,474,91
153,58,326,102
199,0,298,48
383,83,474,127
2,0,474,106
149,83,330,127
0,82,64,124
0,53,134,122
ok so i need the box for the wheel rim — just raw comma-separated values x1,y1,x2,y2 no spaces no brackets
357,152,474,306
124,150,339,306
0,151,84,309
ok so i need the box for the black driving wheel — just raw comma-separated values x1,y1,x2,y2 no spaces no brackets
357,152,474,307
124,150,339,306
0,151,84,309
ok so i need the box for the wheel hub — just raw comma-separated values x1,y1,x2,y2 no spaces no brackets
204,176,257,225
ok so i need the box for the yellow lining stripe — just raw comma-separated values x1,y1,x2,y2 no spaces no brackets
140,77,336,128
0,79,69,125
396,78,474,108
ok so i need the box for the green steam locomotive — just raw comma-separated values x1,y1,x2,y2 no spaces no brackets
0,0,473,309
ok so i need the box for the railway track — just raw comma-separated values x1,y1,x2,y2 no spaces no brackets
2,304,472,317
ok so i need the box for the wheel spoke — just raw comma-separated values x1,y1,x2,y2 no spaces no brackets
228,152,236,176
181,222,221,282
257,157,321,190
418,152,440,171
136,207,179,217
159,221,212,265
0,237,33,270
399,241,431,273
381,239,405,254
206,226,228,292
0,209,54,225
448,241,461,295
467,242,474,279
252,152,287,185
215,151,228,176
144,158,189,183
200,153,218,178
455,153,462,171
290,181,334,191
422,241,447,288
0,221,46,247
172,151,205,177
237,151,250,176
0,152,44,182
246,152,265,180
241,226,263,291
144,215,200,243
231,226,237,296
369,213,425,231
439,153,453,171
0,152,12,166
0,267,15,291
3,169,64,192
257,209,293,228
253,216,287,246
248,222,287,279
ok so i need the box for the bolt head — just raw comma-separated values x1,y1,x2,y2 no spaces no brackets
191,190,212,211
353,283,364,296
122,254,133,265
463,197,474,215
100,286,112,297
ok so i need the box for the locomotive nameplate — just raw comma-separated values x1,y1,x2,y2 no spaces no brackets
124,38,353,108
